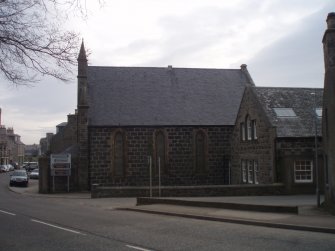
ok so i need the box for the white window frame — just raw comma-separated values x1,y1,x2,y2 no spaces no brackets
254,160,259,184
247,160,254,183
247,117,252,140
241,160,247,183
315,108,322,118
241,123,245,141
252,120,257,139
294,160,313,183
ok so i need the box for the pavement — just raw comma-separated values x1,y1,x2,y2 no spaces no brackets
8,179,335,234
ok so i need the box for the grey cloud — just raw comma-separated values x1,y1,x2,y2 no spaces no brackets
247,5,332,87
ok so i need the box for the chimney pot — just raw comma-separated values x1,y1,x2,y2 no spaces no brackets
240,64,247,70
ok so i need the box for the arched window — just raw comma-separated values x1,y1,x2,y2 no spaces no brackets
155,131,166,173
114,132,124,176
195,130,206,172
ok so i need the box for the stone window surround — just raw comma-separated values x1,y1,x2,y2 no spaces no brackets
153,129,168,175
193,129,208,174
240,115,257,142
110,129,128,177
241,159,259,184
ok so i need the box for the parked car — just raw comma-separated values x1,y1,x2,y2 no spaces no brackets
9,170,29,187
0,165,7,173
24,162,39,172
29,168,39,179
7,164,14,171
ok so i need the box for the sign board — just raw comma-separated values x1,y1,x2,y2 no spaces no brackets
50,154,71,177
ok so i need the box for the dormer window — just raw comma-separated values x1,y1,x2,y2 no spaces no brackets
273,108,297,118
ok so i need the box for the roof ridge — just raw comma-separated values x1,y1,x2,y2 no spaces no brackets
88,65,242,71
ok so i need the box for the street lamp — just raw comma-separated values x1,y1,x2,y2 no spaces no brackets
311,91,320,207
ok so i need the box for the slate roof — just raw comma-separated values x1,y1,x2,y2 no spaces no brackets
254,87,323,137
87,66,250,126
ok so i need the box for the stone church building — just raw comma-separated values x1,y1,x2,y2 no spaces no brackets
44,13,335,200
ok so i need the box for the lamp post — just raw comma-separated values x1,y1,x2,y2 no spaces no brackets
311,92,320,207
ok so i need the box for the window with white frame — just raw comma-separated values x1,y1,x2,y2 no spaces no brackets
254,161,259,184
240,122,245,141
252,120,257,139
247,117,252,140
315,108,322,118
241,160,247,183
247,160,254,183
241,159,258,184
294,160,313,183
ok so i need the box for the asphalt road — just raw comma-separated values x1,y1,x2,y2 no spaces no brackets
1,172,335,251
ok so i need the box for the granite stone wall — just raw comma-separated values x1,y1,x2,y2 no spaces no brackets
276,137,324,194
231,87,276,185
89,126,233,189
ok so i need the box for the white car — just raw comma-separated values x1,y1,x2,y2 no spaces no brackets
7,164,14,171
29,168,39,179
0,165,7,172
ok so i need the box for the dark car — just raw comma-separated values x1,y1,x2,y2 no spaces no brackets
9,170,29,187
24,163,39,172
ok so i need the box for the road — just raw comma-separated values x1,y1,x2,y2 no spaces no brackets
1,172,335,251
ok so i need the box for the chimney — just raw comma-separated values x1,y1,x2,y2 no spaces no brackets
240,64,255,86
322,12,335,210
326,12,335,29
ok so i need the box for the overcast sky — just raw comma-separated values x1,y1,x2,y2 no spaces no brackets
0,0,334,145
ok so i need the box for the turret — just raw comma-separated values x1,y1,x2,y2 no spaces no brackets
77,40,88,107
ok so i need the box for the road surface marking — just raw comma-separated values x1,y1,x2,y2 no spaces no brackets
126,244,153,251
0,209,16,216
31,219,85,235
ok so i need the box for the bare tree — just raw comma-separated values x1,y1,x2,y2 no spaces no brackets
0,0,94,85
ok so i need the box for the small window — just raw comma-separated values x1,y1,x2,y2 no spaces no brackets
114,132,124,176
252,120,257,139
241,160,247,183
294,160,313,183
247,160,254,184
195,131,206,172
273,108,297,118
315,108,322,118
246,116,252,140
240,123,245,141
155,131,166,173
254,161,259,184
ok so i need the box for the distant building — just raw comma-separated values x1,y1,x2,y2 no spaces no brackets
0,108,25,166
40,133,54,156
25,144,40,160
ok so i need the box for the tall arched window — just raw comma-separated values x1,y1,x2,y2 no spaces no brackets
155,131,166,173
195,130,206,172
114,132,124,176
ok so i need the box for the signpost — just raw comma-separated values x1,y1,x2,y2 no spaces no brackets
50,154,71,192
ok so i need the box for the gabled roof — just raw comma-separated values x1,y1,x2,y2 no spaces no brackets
254,87,323,137
87,66,250,126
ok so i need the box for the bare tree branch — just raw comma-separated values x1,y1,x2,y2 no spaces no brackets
0,0,97,85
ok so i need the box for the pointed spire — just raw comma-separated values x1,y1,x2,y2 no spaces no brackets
78,39,87,62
